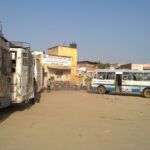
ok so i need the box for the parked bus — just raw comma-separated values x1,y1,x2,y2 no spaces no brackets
91,70,150,98
32,51,43,94
9,41,35,103
0,23,12,108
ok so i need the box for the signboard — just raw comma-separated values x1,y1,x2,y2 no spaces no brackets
42,55,71,66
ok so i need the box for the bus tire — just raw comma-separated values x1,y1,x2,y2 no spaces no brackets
98,86,106,94
143,88,150,98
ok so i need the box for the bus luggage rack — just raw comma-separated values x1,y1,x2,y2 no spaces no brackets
9,41,30,49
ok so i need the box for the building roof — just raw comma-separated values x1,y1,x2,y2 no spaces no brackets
48,45,77,50
77,61,99,65
143,66,150,70
96,69,150,73
9,41,30,49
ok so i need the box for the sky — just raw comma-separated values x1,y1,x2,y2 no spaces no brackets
0,0,150,64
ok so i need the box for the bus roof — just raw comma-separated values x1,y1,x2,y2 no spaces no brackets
9,41,30,49
96,69,150,73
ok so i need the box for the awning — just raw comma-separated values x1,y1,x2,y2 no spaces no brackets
47,66,71,70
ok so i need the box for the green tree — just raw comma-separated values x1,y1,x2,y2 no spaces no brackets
69,42,77,48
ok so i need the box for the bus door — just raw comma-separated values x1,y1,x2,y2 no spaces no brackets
115,73,122,92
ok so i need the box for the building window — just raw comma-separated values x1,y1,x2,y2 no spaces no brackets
56,71,63,78
56,71,63,75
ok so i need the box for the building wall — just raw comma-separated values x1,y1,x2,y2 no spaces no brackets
48,46,77,77
33,51,44,55
117,64,150,70
116,64,131,70
58,46,77,76
41,53,73,87
78,63,98,71
48,47,58,55
43,66,71,87
131,64,150,70
48,69,70,81
77,63,98,81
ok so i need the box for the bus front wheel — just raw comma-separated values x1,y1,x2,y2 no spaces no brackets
143,89,150,98
98,86,106,94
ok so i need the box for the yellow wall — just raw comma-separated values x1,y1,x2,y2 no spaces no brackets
48,47,58,55
48,46,77,77
58,46,77,76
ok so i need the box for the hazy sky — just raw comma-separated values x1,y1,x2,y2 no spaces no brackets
0,0,150,63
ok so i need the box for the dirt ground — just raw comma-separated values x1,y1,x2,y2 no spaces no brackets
0,90,150,150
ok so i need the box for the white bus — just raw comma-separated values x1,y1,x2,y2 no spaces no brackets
9,42,35,103
32,51,43,93
91,70,150,98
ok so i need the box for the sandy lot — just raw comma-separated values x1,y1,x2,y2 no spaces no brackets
0,90,150,150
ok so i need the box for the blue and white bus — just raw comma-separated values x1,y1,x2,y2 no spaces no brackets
91,70,150,98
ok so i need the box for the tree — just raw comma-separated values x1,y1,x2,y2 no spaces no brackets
97,61,110,69
69,42,77,48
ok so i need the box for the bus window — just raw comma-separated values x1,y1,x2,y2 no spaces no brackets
6,51,12,74
143,73,150,81
11,51,17,73
133,73,143,81
23,52,28,66
97,72,107,80
2,49,11,75
123,72,132,80
107,72,115,80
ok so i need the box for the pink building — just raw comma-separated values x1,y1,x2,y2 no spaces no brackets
117,64,150,70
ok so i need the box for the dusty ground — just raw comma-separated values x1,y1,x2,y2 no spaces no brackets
0,90,150,150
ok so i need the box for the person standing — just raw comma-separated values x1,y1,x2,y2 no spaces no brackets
47,78,52,92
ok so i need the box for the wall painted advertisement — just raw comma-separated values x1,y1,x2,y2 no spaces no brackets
42,55,71,66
